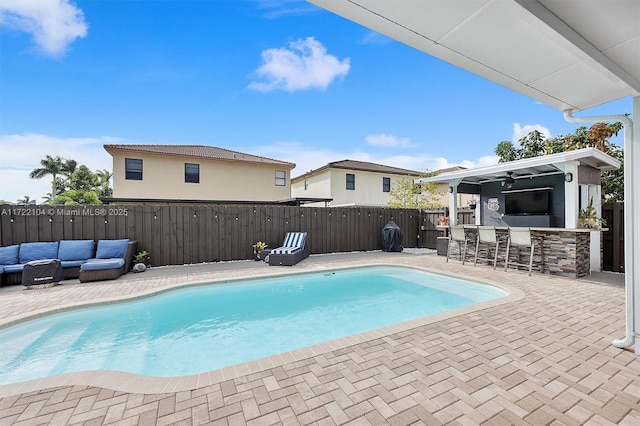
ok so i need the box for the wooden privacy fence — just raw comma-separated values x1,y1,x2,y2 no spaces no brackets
418,208,476,248
0,204,465,267
602,202,624,273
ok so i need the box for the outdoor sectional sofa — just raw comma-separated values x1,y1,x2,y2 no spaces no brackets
0,239,137,286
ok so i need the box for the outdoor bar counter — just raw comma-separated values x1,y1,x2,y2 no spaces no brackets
457,226,599,279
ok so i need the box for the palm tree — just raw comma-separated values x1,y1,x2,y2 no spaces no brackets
95,169,113,198
29,155,65,198
17,195,36,205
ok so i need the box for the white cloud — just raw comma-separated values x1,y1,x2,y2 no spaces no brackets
460,155,500,169
0,0,88,58
512,123,551,143
0,133,117,203
248,37,350,92
255,0,321,19
365,133,414,148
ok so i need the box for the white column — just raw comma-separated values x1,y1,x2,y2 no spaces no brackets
631,96,640,355
589,184,603,273
448,178,463,226
449,185,458,226
563,162,579,228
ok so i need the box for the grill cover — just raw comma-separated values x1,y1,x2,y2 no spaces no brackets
22,259,63,286
381,221,403,252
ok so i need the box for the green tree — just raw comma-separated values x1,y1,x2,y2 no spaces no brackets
601,145,624,202
68,165,99,192
494,141,517,162
29,155,65,198
17,196,37,205
518,130,547,158
94,169,113,199
50,189,100,205
388,175,444,209
30,155,113,204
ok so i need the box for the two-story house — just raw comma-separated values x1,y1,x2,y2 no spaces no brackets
105,144,295,203
291,160,425,207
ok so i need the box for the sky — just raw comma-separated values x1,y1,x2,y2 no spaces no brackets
0,0,632,204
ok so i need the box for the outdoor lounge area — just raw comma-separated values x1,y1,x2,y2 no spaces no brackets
0,251,637,425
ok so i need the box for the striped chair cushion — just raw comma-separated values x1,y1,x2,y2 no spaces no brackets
271,232,306,255
270,246,302,255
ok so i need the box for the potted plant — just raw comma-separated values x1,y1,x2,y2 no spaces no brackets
437,215,449,226
578,198,606,230
467,196,477,210
133,250,151,272
252,241,268,261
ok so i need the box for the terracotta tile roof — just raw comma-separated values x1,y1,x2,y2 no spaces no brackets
429,166,466,175
292,159,422,181
104,144,295,168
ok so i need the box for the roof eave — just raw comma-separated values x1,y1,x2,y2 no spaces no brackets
416,148,620,184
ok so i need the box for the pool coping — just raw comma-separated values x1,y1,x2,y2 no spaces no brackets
0,262,525,398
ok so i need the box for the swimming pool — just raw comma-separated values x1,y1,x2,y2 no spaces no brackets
0,266,507,385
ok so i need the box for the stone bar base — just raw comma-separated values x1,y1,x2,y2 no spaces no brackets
448,227,593,278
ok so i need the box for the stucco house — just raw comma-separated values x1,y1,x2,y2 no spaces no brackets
105,145,295,203
291,160,472,208
291,160,420,207
292,160,449,207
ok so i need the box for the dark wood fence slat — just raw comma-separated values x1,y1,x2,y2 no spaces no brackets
1,204,478,266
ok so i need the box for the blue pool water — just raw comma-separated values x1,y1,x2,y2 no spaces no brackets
0,266,507,385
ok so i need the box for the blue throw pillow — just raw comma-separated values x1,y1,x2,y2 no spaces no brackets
0,245,20,265
19,242,59,263
96,239,129,259
58,240,95,261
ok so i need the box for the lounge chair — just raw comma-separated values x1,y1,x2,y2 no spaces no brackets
267,232,310,266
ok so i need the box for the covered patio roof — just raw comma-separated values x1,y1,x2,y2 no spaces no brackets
307,0,639,111
417,147,620,186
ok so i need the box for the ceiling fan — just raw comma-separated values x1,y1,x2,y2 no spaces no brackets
501,171,515,188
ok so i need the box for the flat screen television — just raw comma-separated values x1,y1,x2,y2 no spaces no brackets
505,190,550,215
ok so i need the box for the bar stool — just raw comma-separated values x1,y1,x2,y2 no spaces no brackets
474,226,502,269
504,228,543,276
446,225,474,264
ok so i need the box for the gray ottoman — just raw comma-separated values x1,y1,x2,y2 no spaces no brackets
22,259,63,288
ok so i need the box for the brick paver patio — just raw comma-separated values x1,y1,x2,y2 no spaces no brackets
0,252,638,425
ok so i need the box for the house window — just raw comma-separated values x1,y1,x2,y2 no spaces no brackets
304,180,309,190
383,177,391,192
346,173,355,190
185,163,199,183
275,171,286,186
125,158,143,180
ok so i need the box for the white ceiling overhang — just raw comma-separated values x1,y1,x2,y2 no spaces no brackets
416,147,620,185
308,0,640,112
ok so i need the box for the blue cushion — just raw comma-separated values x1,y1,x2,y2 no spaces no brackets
0,245,20,266
96,239,129,259
19,242,59,263
60,259,89,268
81,258,125,271
58,240,95,261
3,264,24,273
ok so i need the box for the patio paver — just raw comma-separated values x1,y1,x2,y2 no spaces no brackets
0,252,638,425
